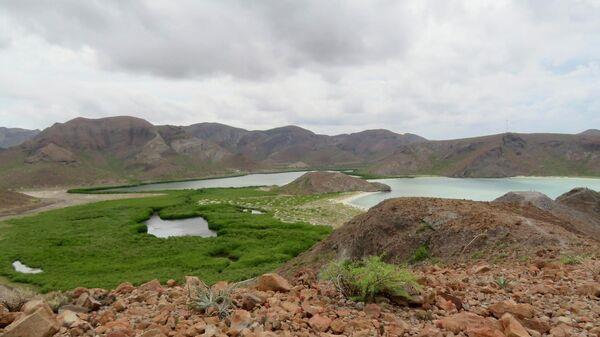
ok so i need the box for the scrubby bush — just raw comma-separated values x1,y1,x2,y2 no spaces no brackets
320,256,419,303
0,285,36,311
411,244,430,263
188,283,236,319
560,254,582,265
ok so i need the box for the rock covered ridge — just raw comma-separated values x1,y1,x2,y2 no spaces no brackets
1,257,599,337
278,172,391,195
1,116,599,188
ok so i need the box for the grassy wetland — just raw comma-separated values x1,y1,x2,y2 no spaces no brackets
0,187,365,292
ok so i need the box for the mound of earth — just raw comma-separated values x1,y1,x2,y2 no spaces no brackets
556,187,600,218
0,190,46,216
279,171,391,195
493,189,600,241
284,197,598,271
0,190,37,210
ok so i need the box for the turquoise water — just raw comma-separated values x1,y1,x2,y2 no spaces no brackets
112,172,600,209
350,176,600,208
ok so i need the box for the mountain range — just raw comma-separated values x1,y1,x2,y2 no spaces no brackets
0,127,40,149
0,116,598,188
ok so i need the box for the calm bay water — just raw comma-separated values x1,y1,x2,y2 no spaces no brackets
113,171,308,192
350,176,600,208
113,171,600,209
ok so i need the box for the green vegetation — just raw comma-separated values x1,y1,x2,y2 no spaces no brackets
410,244,430,263
189,283,236,319
320,256,419,302
495,277,511,289
560,254,583,265
0,188,332,292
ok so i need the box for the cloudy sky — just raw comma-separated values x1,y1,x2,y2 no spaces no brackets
0,0,599,139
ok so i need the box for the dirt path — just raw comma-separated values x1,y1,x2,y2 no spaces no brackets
0,190,161,222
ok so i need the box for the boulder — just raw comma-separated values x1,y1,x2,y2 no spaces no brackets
256,273,291,292
435,312,502,335
308,314,332,332
21,299,52,315
489,301,535,319
2,307,59,337
500,313,530,337
229,309,252,331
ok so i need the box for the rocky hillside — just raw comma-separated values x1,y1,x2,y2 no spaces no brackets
369,132,600,177
0,127,39,149
493,188,600,241
1,116,599,188
285,195,599,271
279,171,390,195
1,258,598,337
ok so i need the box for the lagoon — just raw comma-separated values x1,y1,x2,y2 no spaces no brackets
350,176,600,209
112,171,600,209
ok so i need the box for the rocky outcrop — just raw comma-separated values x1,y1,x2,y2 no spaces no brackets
284,197,597,271
556,187,600,219
25,143,77,164
279,171,391,195
494,189,600,241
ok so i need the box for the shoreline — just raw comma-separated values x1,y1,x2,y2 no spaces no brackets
334,191,378,210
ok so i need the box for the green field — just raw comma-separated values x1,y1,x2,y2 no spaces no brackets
0,188,336,292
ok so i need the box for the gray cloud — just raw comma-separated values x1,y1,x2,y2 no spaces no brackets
1,0,413,79
0,0,599,139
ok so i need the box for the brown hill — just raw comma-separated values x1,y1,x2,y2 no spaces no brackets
556,187,600,218
0,189,46,216
369,132,600,177
0,127,39,148
1,116,599,188
284,197,598,272
279,171,391,195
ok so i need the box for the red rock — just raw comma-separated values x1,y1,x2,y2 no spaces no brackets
139,279,163,292
330,318,345,334
230,309,252,331
2,307,59,337
364,303,381,318
549,324,571,337
256,273,291,292
308,314,332,332
166,279,177,287
75,293,101,311
466,326,507,337
0,312,22,328
500,313,530,337
140,328,167,337
489,301,535,319
115,282,135,294
21,299,52,315
436,312,501,334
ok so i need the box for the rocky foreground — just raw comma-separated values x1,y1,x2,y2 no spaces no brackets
1,254,599,337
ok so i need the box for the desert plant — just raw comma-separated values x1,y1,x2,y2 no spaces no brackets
188,283,236,319
320,256,419,303
411,244,430,263
560,254,582,265
44,292,71,313
495,277,511,289
0,285,36,311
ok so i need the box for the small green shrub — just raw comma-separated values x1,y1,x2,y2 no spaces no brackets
411,244,430,263
495,277,511,289
320,256,419,303
133,223,147,233
560,255,582,265
188,283,235,319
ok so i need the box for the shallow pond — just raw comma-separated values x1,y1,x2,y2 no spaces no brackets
145,214,217,238
12,260,43,274
350,176,600,209
112,171,308,192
